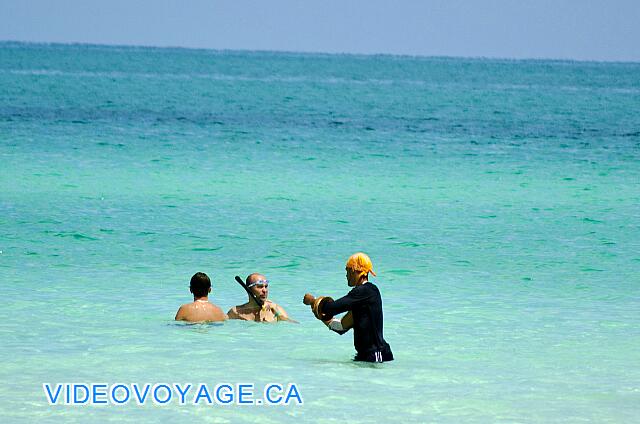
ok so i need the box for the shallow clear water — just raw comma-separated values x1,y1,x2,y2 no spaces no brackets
1,42,639,422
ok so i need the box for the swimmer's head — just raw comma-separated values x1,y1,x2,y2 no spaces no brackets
345,252,376,286
190,272,211,298
246,273,269,302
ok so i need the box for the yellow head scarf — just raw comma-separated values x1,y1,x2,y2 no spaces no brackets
346,252,376,279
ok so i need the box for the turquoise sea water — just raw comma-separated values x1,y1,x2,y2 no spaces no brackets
1,42,639,422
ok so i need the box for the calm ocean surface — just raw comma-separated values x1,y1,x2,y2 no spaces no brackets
1,42,639,422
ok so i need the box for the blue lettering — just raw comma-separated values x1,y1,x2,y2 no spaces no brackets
174,384,192,405
284,384,303,405
132,384,151,404
193,384,212,404
111,384,130,404
92,384,108,404
73,384,89,404
215,384,233,404
43,384,63,405
265,384,283,404
237,384,254,405
153,384,172,404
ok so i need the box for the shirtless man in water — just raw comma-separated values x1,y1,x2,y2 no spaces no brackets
227,273,291,322
175,272,226,322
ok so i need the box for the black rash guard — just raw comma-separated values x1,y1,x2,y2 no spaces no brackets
322,282,393,362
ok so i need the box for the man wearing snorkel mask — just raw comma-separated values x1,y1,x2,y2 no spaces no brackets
303,252,393,363
227,273,291,322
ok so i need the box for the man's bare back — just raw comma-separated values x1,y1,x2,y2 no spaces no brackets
175,299,226,322
175,272,227,323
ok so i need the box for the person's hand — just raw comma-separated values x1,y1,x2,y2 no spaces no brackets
303,293,315,305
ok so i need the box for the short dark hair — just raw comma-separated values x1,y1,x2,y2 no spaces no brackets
190,272,211,297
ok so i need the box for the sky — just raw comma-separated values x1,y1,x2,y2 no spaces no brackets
1,0,639,62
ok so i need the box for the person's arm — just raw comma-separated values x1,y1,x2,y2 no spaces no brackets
273,304,288,320
272,304,299,323
324,311,354,335
322,287,370,316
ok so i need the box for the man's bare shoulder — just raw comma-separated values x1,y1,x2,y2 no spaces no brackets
227,303,260,320
208,303,227,320
227,305,246,319
231,303,259,313
175,303,191,320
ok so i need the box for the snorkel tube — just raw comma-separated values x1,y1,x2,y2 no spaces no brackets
234,275,264,308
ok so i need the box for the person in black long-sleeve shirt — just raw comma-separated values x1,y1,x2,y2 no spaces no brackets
303,252,393,363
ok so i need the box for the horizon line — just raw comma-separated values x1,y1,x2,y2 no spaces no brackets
2,39,639,66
